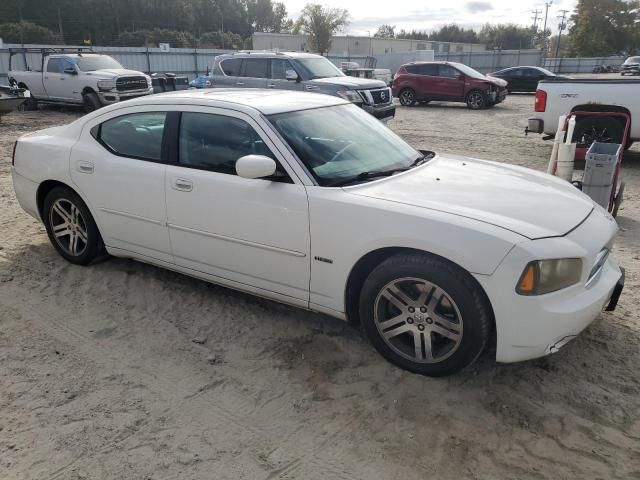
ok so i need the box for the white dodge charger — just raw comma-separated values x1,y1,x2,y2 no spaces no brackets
11,89,624,376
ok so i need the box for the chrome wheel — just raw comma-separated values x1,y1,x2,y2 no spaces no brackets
467,91,484,109
49,198,88,257
400,89,415,106
373,277,463,364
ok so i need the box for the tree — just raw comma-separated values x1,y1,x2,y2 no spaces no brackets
429,24,478,43
374,24,395,38
569,0,640,56
293,4,349,54
0,21,59,44
248,0,291,33
478,23,536,49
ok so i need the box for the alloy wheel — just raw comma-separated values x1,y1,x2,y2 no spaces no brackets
400,90,415,106
49,198,89,257
468,92,484,109
373,277,463,364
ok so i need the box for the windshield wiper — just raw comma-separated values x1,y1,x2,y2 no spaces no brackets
328,168,409,187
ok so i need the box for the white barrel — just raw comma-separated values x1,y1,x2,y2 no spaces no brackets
556,143,577,182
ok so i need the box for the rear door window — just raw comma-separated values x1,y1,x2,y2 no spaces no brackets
95,112,167,162
242,58,269,78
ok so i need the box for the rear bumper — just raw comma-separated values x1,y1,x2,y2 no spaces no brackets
98,87,154,105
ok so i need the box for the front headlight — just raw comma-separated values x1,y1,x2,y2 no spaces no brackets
516,258,583,295
97,79,117,91
336,89,362,103
145,75,152,88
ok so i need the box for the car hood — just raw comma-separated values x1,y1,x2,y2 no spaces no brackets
309,76,387,89
485,76,508,88
84,69,147,79
345,155,595,240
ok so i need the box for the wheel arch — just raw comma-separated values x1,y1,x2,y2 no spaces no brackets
36,180,75,220
344,246,495,331
82,86,97,96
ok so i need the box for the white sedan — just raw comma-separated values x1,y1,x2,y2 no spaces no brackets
11,89,624,376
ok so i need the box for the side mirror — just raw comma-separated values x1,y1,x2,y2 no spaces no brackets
64,67,77,75
236,155,277,179
285,69,299,81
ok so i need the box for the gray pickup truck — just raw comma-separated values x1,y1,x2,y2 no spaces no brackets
8,48,153,112
211,51,395,121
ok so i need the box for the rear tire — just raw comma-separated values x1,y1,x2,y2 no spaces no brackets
83,92,102,113
43,187,105,265
359,253,492,376
399,88,416,106
466,90,486,110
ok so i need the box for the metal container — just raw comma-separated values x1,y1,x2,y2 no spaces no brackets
582,142,621,208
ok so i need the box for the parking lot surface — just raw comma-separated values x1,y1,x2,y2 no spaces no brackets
1,94,639,479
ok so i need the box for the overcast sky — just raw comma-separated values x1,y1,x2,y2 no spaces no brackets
285,0,578,37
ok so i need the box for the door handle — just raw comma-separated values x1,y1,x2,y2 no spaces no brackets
77,161,94,174
172,178,193,192
236,81,245,86
267,83,276,88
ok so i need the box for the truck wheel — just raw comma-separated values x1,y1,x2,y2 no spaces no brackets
466,90,486,110
573,116,623,145
359,252,492,376
399,88,416,106
83,93,102,113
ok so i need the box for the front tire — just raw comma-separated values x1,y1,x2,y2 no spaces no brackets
43,187,105,265
359,253,492,376
466,90,486,110
399,88,416,106
83,92,102,113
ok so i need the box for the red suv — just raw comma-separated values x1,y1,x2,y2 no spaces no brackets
392,61,508,109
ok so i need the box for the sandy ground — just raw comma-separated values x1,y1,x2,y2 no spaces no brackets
1,94,639,480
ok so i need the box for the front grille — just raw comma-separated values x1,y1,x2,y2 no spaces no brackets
369,88,392,105
116,76,148,92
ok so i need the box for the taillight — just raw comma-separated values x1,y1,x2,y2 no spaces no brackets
534,89,547,112
11,141,18,166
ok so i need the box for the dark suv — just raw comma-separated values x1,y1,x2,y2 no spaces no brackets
392,61,508,109
211,51,395,121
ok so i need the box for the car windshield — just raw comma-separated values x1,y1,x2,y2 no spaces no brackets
294,58,345,79
452,63,486,80
76,56,124,71
625,56,640,64
269,104,424,186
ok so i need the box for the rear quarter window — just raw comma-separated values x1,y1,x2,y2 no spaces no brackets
94,112,167,162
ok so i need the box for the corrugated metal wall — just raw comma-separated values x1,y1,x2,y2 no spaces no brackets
0,44,233,82
543,56,627,74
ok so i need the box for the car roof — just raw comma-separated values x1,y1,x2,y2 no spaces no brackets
217,51,321,60
113,88,348,115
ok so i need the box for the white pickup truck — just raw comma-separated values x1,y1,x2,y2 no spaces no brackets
527,78,640,148
8,48,153,112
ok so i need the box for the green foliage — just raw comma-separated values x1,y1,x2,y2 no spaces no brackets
0,0,284,47
0,21,59,44
395,24,478,43
374,24,396,38
478,24,536,50
569,0,640,56
293,4,349,54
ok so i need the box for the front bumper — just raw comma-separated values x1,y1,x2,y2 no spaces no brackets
362,102,396,121
476,207,623,363
98,86,154,105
